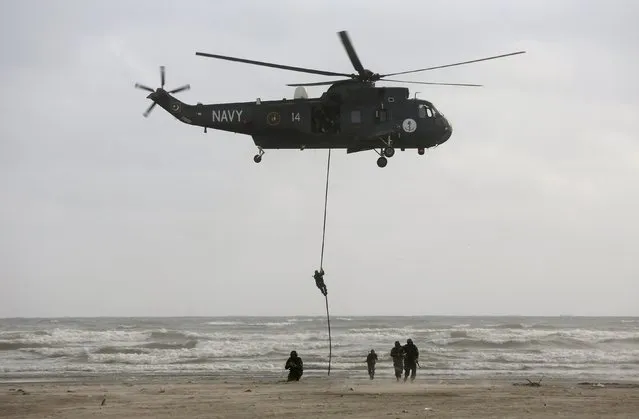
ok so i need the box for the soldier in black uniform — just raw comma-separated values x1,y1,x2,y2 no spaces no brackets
285,350,304,381
390,341,404,381
366,349,378,379
313,269,327,296
402,338,419,382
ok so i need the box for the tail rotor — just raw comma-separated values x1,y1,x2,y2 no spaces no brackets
134,66,190,117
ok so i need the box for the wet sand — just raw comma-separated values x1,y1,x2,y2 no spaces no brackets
2,375,639,418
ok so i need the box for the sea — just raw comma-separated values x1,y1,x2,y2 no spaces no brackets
1,316,638,381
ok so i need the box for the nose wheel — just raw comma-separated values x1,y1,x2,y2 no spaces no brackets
253,147,264,163
377,156,387,168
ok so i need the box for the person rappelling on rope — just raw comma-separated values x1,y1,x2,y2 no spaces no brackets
313,268,327,296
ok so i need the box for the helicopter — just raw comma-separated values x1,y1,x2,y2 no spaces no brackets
134,31,525,168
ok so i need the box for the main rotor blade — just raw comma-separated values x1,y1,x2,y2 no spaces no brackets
287,79,351,87
195,52,351,78
380,51,526,78
135,83,155,93
168,84,190,94
143,102,156,118
381,79,483,87
160,66,165,88
338,30,365,76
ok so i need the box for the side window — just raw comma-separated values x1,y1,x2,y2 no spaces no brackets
351,110,361,123
426,107,433,117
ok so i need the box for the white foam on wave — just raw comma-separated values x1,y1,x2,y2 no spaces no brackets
4,328,149,347
204,321,243,326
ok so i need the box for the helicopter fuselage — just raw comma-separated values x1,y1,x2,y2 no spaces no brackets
148,82,452,163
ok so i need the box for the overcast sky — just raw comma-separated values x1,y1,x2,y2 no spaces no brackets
1,0,637,318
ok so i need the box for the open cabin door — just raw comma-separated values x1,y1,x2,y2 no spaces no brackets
311,102,341,134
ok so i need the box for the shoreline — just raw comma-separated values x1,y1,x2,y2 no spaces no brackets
2,369,638,384
2,372,639,386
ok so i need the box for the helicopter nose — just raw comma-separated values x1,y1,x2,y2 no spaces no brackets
440,117,452,142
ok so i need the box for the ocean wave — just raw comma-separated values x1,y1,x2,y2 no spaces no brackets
94,346,148,355
600,337,639,345
435,335,599,350
246,321,296,327
149,330,193,341
492,323,527,329
444,338,535,349
10,328,149,346
141,340,198,350
0,341,48,351
24,347,89,359
0,330,51,338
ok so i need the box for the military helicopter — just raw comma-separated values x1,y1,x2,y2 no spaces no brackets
134,31,525,168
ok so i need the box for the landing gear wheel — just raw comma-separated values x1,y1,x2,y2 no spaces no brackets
418,148,425,155
383,147,395,158
253,147,265,163
377,156,388,168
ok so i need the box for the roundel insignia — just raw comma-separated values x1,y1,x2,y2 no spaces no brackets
402,118,417,133
266,111,280,126
171,103,180,112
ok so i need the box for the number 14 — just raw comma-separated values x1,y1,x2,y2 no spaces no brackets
291,112,300,122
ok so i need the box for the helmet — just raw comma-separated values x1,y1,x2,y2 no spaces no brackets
290,350,297,357
371,349,375,353
407,338,413,344
395,341,400,346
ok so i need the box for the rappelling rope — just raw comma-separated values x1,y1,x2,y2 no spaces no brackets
319,149,332,376
320,149,331,269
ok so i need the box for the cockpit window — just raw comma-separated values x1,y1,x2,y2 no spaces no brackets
418,104,434,118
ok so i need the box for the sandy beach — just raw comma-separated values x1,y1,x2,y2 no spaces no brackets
2,375,638,418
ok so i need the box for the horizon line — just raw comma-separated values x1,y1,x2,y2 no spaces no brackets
1,314,638,320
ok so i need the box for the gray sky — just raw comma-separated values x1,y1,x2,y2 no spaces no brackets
1,0,638,318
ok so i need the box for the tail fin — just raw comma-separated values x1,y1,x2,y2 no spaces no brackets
134,66,190,118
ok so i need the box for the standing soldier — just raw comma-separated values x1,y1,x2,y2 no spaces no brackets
366,349,378,379
390,341,404,382
402,338,419,382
